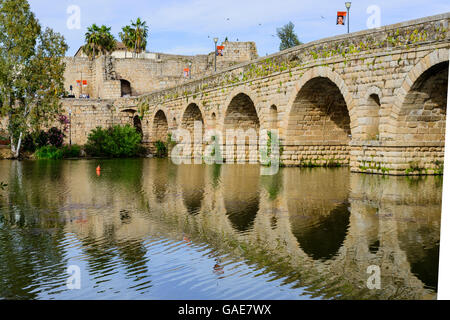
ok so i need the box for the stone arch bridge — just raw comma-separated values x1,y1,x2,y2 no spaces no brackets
63,13,450,175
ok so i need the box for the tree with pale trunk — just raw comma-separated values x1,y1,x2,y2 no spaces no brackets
0,0,68,158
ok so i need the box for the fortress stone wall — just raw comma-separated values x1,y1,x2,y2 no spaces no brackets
63,41,258,99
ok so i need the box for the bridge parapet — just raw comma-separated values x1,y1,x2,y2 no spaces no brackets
136,13,449,107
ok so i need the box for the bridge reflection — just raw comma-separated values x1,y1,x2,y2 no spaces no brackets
0,160,441,299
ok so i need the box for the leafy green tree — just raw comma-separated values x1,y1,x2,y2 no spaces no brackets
0,0,68,158
276,21,302,51
83,24,116,59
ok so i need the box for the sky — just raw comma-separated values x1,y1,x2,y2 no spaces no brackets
28,0,450,57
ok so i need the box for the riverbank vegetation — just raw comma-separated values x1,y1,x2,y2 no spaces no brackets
84,125,144,158
34,145,81,160
1,124,143,160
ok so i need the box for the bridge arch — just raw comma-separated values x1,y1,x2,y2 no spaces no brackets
120,108,145,139
133,115,143,137
391,49,448,144
181,103,205,159
282,66,357,139
283,67,354,148
219,86,263,131
121,108,137,114
268,105,278,130
181,102,205,133
151,109,170,143
221,87,261,162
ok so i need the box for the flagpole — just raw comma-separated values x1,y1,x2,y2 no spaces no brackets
214,37,218,72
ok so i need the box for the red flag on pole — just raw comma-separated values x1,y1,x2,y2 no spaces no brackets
216,46,224,56
337,11,347,25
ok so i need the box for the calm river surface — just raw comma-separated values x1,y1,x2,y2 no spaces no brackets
0,159,442,300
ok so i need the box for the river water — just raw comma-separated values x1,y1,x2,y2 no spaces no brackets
0,159,442,300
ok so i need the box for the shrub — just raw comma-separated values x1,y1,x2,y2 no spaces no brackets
36,130,49,148
35,146,63,160
0,134,10,145
62,145,81,158
22,134,36,152
84,125,142,158
154,140,168,158
47,127,65,148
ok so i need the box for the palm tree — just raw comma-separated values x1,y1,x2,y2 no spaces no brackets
97,25,116,55
119,25,135,58
83,24,100,59
131,18,149,56
83,24,116,59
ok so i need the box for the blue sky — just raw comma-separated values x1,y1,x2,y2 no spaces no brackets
28,0,450,57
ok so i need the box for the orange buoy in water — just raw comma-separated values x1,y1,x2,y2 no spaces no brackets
96,165,101,176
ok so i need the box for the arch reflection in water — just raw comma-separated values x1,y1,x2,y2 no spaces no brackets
178,164,206,215
290,202,350,261
286,169,351,261
149,159,171,203
223,165,260,233
396,205,441,291
0,160,442,300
